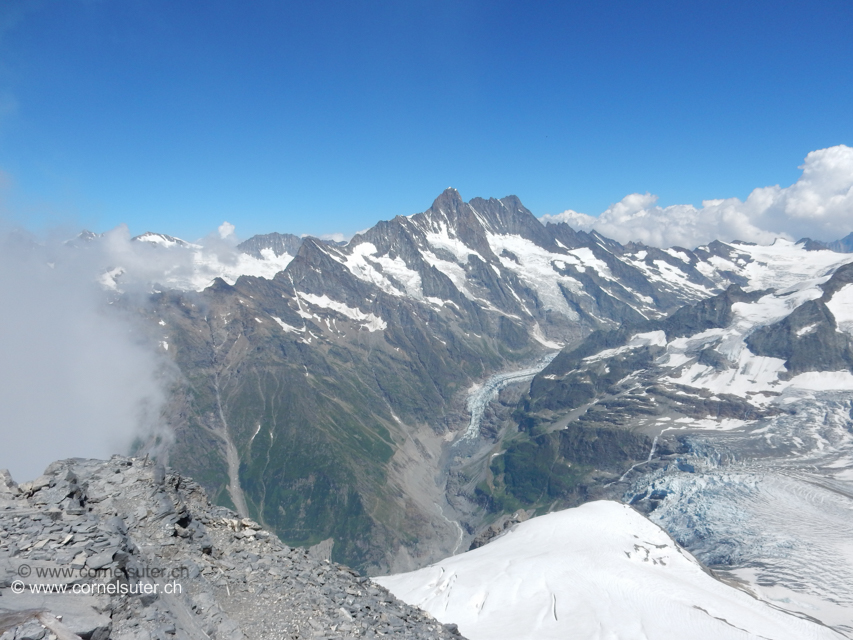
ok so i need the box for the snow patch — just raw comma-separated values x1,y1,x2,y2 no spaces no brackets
342,242,423,298
796,322,819,337
486,233,582,317
735,240,853,292
567,247,613,279
425,223,479,264
583,331,666,363
531,323,562,349
826,283,853,334
298,292,386,332
789,370,853,390
271,317,302,333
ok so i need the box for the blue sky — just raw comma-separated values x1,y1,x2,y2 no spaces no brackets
0,0,851,241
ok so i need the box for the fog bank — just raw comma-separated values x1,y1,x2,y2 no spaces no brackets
0,228,170,482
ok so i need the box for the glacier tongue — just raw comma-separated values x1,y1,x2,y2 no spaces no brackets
375,501,843,640
456,352,559,444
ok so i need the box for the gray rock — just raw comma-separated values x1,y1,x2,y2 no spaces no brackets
62,612,111,640
0,457,468,640
0,469,19,495
18,476,51,496
107,516,127,535
151,464,166,487
12,620,45,640
70,552,88,569
85,549,115,571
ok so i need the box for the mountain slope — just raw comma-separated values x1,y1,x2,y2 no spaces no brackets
135,190,736,572
376,501,843,640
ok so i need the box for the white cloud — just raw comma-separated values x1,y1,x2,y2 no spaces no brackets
0,213,307,481
542,145,853,248
218,220,236,239
0,227,173,482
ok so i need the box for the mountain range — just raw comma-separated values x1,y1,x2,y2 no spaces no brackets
127,190,748,567
55,189,853,637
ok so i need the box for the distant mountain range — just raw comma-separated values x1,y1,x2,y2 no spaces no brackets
799,231,853,253
77,189,853,637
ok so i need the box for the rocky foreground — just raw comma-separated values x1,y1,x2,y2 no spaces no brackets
0,457,465,640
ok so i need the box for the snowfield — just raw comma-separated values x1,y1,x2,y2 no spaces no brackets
375,501,843,640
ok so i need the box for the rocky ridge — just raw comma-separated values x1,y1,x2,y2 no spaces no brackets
0,457,465,640
236,233,303,259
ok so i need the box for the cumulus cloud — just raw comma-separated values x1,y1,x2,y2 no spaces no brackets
218,221,236,239
0,226,173,483
541,145,853,248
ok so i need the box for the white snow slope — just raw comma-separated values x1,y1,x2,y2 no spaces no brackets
375,501,843,640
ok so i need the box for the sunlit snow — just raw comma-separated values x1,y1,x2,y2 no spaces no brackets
339,242,424,299
376,501,841,640
486,232,584,317
827,283,853,334
736,239,853,291
298,292,386,332
582,330,667,363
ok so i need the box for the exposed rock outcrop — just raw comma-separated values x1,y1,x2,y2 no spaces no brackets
0,457,465,640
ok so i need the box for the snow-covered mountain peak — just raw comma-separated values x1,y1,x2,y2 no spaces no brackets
131,231,198,249
376,501,842,640
116,193,852,363
299,191,779,347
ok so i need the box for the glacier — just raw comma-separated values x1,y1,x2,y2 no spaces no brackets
376,501,843,640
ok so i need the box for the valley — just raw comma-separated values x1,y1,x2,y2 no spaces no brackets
43,189,853,636
133,188,736,574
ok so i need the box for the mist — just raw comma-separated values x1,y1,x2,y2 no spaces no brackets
0,226,172,483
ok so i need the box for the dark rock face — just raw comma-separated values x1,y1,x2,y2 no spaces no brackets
660,285,765,340
746,300,853,376
745,263,853,377
522,284,772,418
524,342,662,415
477,423,653,516
467,510,529,550
471,276,811,528
0,458,466,640
236,232,303,259
798,232,853,253
820,260,853,298
556,424,653,469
